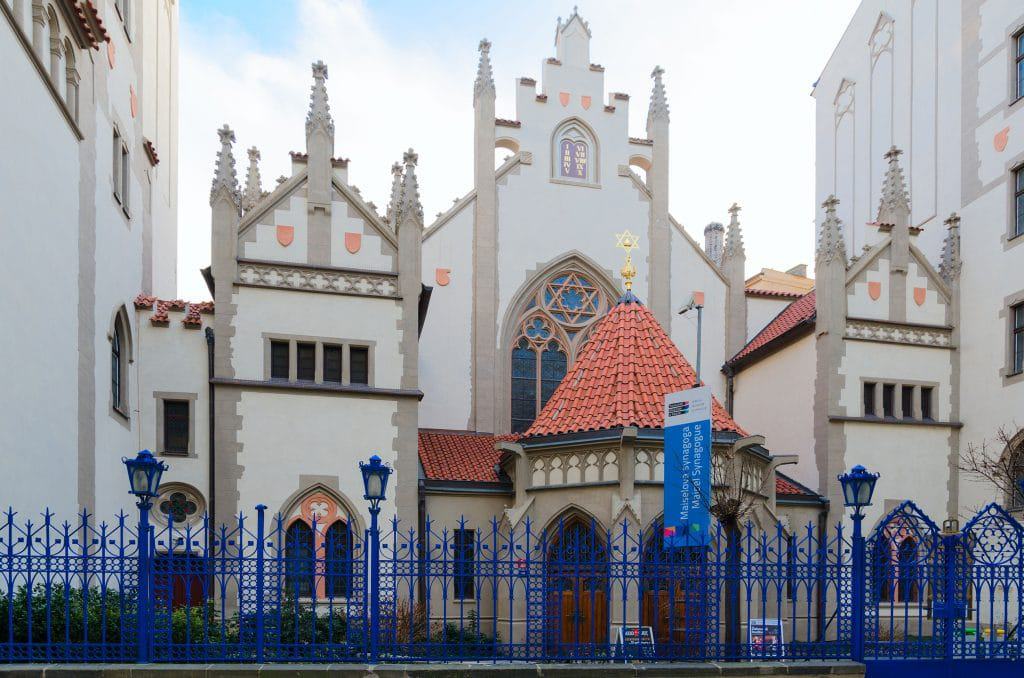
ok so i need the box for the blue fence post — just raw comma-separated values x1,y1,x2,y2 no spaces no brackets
368,508,381,663
850,512,866,663
941,531,959,663
255,505,267,663
136,500,152,663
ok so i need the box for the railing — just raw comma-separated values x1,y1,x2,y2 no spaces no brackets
0,503,1021,664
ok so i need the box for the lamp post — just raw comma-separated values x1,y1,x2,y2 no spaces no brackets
122,449,167,663
838,464,879,663
678,291,705,383
360,454,392,664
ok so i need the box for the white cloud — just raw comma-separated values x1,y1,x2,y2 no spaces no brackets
177,0,857,300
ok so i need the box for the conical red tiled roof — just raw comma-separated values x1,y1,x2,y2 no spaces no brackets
525,297,745,437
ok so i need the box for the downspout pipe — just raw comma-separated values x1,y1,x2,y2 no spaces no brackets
205,327,216,551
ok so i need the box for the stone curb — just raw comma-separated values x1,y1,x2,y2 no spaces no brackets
0,662,865,678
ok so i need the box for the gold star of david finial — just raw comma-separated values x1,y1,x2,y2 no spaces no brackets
615,230,640,291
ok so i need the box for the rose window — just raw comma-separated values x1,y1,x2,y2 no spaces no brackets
158,491,200,524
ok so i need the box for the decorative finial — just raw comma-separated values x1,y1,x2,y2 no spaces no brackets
817,194,847,264
877,145,910,225
723,203,744,260
306,60,335,137
474,38,495,99
210,124,240,208
648,66,669,123
615,230,640,291
939,212,962,282
241,146,263,213
396,148,423,224
386,161,404,227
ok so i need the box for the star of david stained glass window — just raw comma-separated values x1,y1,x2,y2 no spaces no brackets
510,270,610,433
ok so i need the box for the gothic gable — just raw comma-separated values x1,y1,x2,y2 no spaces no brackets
235,170,397,274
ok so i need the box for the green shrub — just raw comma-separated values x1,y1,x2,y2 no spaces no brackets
0,583,131,644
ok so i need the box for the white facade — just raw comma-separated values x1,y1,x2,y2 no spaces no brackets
0,0,178,518
813,0,1023,522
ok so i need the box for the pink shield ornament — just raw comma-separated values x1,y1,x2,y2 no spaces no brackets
581,95,592,110
435,268,451,286
276,225,294,247
994,127,1010,153
868,281,882,301
345,232,361,254
913,287,927,306
559,91,570,107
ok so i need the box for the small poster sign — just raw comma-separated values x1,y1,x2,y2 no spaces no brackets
748,618,785,658
614,625,655,659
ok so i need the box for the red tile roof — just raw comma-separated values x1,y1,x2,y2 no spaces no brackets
775,471,820,498
418,430,517,483
526,298,744,437
728,291,816,366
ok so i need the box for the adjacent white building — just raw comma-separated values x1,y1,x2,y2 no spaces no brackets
0,0,178,518
728,0,1023,530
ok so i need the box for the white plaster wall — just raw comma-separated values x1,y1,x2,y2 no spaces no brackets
230,286,404,388
419,203,475,430
0,17,80,517
135,317,210,503
235,391,399,529
733,335,818,491
746,297,793,342
958,189,1024,516
329,199,394,271
244,195,309,263
668,227,728,398
847,257,890,320
904,259,946,326
845,422,951,530
814,0,962,262
138,0,179,297
839,342,953,419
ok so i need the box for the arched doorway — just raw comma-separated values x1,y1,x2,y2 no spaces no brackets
640,519,711,658
544,515,610,656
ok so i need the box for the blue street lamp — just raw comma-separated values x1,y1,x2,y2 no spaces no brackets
839,464,879,517
360,454,391,663
838,464,879,663
360,454,392,512
123,450,167,663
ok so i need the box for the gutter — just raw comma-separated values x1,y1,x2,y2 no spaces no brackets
205,327,216,550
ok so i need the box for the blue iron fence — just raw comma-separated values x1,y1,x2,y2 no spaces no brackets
0,502,1021,665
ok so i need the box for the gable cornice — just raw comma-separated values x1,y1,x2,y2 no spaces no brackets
845,235,890,285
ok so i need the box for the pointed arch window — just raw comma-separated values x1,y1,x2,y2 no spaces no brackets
285,521,315,598
111,311,130,416
508,269,611,433
324,520,353,598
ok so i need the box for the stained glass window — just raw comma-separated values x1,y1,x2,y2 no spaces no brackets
158,490,199,524
508,269,610,433
540,343,567,409
286,521,315,598
511,338,537,434
543,273,600,325
325,520,353,598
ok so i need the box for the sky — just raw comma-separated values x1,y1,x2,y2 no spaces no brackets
175,0,859,301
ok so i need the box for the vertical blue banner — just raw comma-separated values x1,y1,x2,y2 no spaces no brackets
663,386,712,548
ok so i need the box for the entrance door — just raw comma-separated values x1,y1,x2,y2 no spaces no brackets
544,517,610,657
